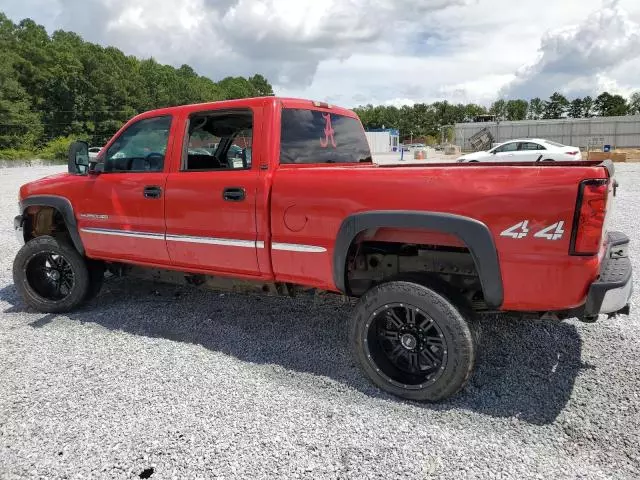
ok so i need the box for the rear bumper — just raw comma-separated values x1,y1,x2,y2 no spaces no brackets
584,231,633,317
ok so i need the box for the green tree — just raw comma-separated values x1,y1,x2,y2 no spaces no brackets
568,98,583,118
462,103,488,121
528,97,544,120
0,50,42,149
628,91,640,115
218,76,259,100
248,74,274,96
505,99,528,121
489,99,507,119
543,92,569,119
594,92,628,116
0,14,274,149
582,96,594,117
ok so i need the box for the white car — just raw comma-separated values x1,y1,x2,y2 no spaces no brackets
456,139,582,163
88,147,103,159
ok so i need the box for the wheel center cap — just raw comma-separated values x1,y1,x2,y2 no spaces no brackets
400,333,417,350
49,270,60,281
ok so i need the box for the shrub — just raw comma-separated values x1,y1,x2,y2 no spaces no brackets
0,148,37,160
39,136,76,160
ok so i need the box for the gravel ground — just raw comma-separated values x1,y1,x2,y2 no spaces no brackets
0,165,639,480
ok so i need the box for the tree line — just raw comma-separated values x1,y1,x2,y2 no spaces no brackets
354,91,640,143
0,13,274,158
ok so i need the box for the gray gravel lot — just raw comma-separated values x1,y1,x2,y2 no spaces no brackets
0,164,639,480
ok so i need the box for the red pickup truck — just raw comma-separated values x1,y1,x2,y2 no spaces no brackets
13,96,633,402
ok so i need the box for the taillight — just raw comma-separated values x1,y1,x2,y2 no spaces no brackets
570,179,609,255
566,151,579,156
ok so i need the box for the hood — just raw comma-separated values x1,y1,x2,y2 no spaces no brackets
19,172,75,201
457,151,487,161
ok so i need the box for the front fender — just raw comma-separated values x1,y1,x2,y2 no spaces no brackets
20,195,85,256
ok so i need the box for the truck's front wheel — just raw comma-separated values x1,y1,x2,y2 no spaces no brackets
350,281,476,402
13,236,90,313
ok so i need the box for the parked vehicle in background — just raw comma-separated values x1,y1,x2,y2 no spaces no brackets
12,97,632,403
407,143,426,150
88,147,102,159
456,138,582,163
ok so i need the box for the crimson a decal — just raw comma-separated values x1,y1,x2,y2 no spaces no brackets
320,113,337,148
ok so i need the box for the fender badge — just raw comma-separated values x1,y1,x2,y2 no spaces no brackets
79,213,109,220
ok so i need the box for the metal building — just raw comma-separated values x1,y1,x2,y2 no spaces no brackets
365,128,400,153
455,115,640,151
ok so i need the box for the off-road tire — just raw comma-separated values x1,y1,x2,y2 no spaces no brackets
350,280,476,402
13,235,90,313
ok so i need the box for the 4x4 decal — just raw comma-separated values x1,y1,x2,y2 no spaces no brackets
500,220,529,239
501,220,565,240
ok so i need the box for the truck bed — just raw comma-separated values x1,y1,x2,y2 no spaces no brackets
270,160,614,311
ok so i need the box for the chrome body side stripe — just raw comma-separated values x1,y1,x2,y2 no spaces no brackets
271,242,327,253
80,228,327,253
166,234,256,248
80,227,165,240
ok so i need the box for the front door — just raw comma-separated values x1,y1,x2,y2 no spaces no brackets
164,108,261,276
493,141,518,161
78,115,175,264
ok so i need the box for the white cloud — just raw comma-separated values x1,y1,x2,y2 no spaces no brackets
502,0,640,99
1,0,640,106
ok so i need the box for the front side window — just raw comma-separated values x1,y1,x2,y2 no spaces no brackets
280,108,372,164
183,110,253,171
494,142,518,153
104,116,172,172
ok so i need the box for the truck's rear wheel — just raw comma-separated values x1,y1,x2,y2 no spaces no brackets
13,236,89,313
350,281,475,402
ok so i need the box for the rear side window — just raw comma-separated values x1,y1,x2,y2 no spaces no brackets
280,108,372,164
520,142,545,150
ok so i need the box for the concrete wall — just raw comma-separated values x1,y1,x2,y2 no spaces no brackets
455,115,640,151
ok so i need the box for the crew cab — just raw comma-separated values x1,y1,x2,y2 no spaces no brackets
13,97,633,402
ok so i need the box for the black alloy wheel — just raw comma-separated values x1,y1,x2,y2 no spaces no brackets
365,302,448,389
350,280,476,402
13,236,90,313
25,251,76,301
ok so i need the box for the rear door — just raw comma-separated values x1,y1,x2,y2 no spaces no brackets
164,107,263,276
517,141,546,161
270,105,372,288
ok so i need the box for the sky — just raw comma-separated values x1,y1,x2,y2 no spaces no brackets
1,0,640,108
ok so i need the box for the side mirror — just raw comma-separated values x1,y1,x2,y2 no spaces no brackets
68,141,89,175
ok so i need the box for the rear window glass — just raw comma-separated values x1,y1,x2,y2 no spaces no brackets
280,108,372,164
